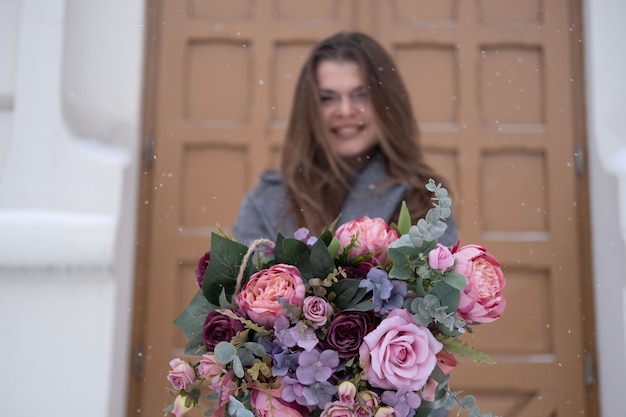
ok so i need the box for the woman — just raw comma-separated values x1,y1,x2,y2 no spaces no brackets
233,31,457,248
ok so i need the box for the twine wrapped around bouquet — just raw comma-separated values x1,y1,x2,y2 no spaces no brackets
234,238,275,295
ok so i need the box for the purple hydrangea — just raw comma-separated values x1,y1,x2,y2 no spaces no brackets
281,375,337,407
381,387,422,417
289,322,319,351
293,227,318,248
359,268,408,314
295,349,340,384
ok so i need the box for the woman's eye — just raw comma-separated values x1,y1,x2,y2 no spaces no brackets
350,90,369,101
320,95,339,103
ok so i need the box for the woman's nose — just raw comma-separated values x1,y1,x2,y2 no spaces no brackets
336,95,354,116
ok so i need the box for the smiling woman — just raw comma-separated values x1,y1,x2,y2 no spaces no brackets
317,61,380,161
232,31,457,249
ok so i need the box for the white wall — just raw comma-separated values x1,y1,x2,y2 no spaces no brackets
584,1,626,416
0,0,624,416
0,1,145,416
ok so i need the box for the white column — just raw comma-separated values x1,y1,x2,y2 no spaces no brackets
0,0,145,416
585,0,626,416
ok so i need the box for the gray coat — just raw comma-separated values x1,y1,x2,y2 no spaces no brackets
232,155,457,247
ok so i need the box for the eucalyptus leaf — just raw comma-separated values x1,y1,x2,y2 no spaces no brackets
408,226,424,248
461,395,476,409
443,393,457,410
468,408,482,417
214,341,237,364
243,342,266,357
228,396,254,417
237,348,256,366
232,356,245,378
388,234,414,249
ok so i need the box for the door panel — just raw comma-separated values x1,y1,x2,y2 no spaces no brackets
129,1,596,417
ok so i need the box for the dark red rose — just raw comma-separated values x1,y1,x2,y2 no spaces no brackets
203,309,245,352
194,251,211,288
322,311,377,358
342,264,372,279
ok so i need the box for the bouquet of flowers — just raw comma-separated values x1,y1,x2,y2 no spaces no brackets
165,180,506,417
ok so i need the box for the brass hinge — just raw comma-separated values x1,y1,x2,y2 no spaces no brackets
574,145,585,176
584,352,596,386
144,138,155,169
133,343,145,378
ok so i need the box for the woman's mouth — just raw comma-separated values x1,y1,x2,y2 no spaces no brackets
332,125,364,139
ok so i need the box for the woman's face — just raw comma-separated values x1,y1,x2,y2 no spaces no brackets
316,60,380,160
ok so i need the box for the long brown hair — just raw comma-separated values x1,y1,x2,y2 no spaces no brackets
281,31,447,233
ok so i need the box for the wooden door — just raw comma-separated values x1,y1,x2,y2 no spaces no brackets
369,1,597,416
128,1,597,417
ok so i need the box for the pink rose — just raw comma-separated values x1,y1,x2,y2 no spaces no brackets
320,402,357,417
427,243,454,271
167,358,195,390
374,407,395,417
171,394,194,417
302,296,333,328
335,217,399,266
197,353,224,389
355,390,380,417
337,381,357,405
235,264,306,328
251,388,309,417
359,309,442,391
453,245,506,323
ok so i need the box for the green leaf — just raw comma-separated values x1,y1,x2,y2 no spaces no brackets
173,291,216,339
388,245,421,280
397,200,411,235
243,342,266,357
310,238,336,278
203,233,251,306
344,300,376,312
228,396,254,417
442,271,467,291
432,281,460,314
232,355,245,378
413,404,434,417
276,237,312,278
237,347,256,366
214,341,237,364
184,329,206,355
319,229,334,246
330,279,368,310
327,236,340,259
461,395,476,409
439,336,496,365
